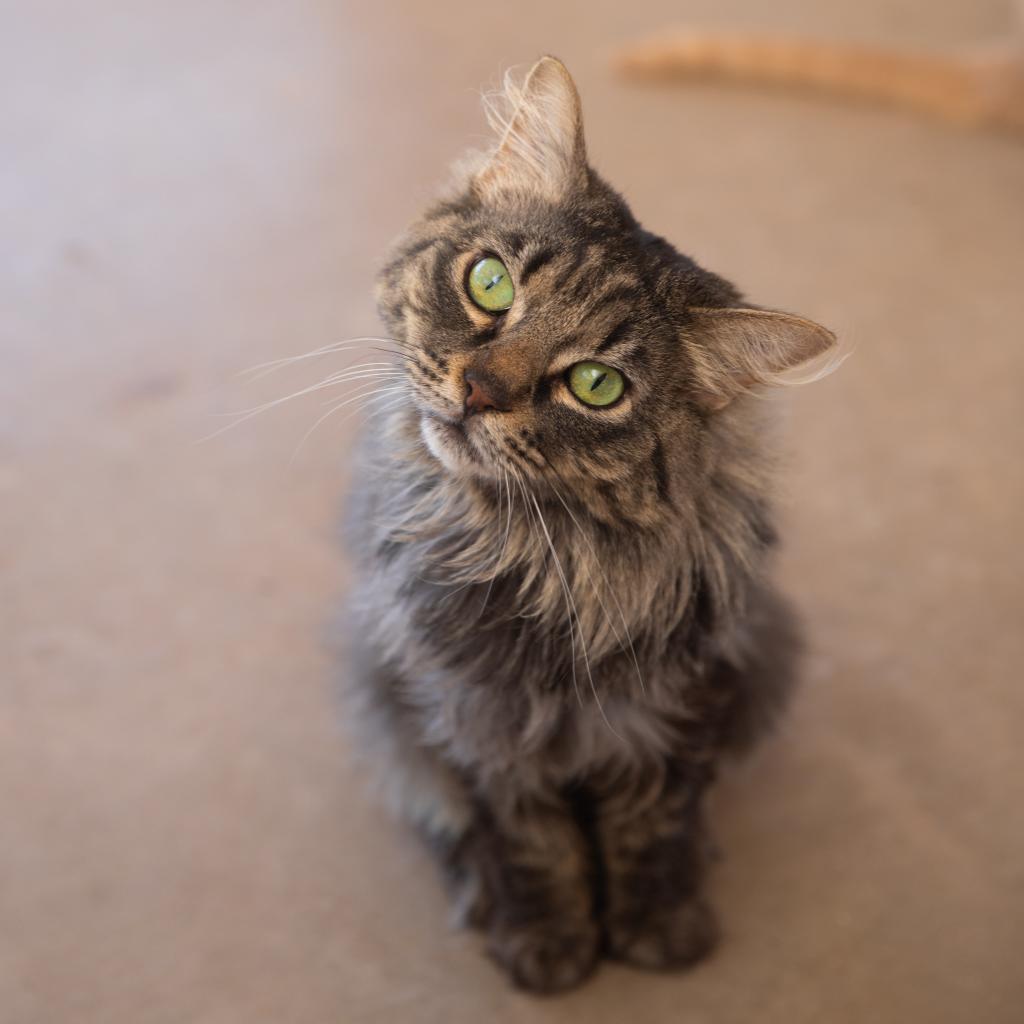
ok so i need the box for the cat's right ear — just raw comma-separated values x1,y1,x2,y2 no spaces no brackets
474,57,588,202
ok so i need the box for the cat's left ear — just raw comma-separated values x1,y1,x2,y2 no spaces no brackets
686,307,838,410
474,56,588,202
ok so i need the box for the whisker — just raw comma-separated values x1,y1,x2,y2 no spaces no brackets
477,466,515,618
201,367,406,442
328,390,408,435
512,469,583,707
289,384,409,462
544,470,646,695
317,370,406,403
510,467,583,707
218,368,392,419
239,336,413,381
527,488,622,740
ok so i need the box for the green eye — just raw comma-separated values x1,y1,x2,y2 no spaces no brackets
568,362,625,407
467,256,514,312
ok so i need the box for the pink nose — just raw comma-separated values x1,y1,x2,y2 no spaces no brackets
464,371,500,416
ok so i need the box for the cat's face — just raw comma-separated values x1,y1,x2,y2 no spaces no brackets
379,191,712,517
377,58,834,525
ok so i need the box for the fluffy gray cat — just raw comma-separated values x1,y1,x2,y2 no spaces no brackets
342,56,836,994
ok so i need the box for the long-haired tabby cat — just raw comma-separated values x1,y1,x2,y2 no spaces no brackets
343,57,837,994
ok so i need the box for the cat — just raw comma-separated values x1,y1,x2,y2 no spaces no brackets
341,56,837,994
616,24,1024,136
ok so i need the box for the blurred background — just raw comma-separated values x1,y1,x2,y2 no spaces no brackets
2,1,1022,1021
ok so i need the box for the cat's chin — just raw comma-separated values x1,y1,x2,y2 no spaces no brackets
420,415,495,481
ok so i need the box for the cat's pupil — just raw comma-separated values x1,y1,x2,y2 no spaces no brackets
590,373,607,392
485,274,503,291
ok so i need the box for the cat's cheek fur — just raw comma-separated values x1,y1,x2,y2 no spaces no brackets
419,417,481,477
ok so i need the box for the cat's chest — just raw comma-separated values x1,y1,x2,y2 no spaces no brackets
414,616,693,782
548,690,689,778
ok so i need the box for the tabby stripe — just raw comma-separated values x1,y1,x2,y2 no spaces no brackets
597,319,633,354
505,232,527,258
519,247,556,286
422,347,449,371
509,439,544,469
473,323,500,345
651,436,671,505
412,361,444,385
402,236,437,261
381,236,436,276
587,283,639,315
552,243,590,291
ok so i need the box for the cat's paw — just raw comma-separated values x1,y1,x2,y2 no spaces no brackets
607,899,718,971
488,919,600,994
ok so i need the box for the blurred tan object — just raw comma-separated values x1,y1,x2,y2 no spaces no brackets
616,21,1024,136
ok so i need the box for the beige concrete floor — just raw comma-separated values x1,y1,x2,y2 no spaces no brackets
3,1,1023,1021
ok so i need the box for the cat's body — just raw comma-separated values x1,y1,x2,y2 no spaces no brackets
341,58,836,993
345,390,795,790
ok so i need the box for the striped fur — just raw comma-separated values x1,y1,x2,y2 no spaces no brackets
341,57,836,993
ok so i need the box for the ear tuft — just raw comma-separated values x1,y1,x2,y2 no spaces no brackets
686,307,839,410
476,57,588,202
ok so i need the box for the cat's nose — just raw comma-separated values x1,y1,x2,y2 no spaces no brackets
463,370,502,416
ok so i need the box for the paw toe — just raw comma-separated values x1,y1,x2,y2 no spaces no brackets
608,900,718,971
490,923,600,994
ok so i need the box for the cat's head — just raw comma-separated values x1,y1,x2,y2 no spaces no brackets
377,57,835,525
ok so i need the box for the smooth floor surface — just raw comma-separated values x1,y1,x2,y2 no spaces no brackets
3,2,1022,1021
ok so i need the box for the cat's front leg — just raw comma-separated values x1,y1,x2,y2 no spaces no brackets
595,760,718,970
465,785,600,994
